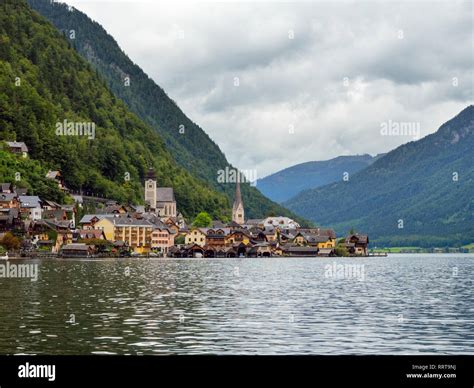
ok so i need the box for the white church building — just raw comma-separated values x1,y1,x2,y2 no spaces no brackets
144,168,177,218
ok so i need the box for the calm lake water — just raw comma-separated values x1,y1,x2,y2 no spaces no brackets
0,254,473,355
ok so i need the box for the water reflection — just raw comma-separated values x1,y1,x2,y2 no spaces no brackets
0,254,473,354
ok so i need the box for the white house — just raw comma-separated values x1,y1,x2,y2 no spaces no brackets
263,216,300,230
19,195,42,220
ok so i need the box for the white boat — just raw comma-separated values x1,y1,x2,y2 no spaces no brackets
0,252,8,260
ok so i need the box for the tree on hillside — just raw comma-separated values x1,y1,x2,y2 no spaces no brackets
192,212,212,228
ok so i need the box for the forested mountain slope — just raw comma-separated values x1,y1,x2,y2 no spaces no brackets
257,154,381,203
285,106,474,247
0,0,229,220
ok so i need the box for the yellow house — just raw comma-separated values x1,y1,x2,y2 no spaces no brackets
293,232,336,248
316,238,336,249
112,217,154,254
93,217,115,241
185,228,207,247
316,228,337,249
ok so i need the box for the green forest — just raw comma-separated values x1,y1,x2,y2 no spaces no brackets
0,148,67,203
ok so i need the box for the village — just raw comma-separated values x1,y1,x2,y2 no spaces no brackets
0,141,369,259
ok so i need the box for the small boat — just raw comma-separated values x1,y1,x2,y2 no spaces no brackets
0,252,8,260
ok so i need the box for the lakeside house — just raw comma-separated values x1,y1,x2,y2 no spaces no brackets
198,228,229,249
344,234,369,256
151,227,175,254
281,246,320,257
60,243,94,258
247,243,272,257
226,229,251,246
112,217,154,254
185,228,207,247
293,231,336,249
91,217,115,240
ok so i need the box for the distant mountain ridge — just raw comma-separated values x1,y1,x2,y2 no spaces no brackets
285,106,474,247
257,154,383,203
27,0,307,223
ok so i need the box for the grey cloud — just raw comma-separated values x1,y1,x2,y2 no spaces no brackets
66,0,473,177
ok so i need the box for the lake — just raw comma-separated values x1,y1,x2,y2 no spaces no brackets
0,254,473,355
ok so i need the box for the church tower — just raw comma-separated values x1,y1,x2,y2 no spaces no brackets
232,178,245,225
144,167,157,210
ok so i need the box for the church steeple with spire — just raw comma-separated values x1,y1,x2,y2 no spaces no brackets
232,177,245,225
144,166,177,217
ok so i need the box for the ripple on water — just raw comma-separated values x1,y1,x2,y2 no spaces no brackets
0,254,473,354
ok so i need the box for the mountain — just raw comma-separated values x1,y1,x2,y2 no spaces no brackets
0,0,230,219
27,0,307,223
257,154,382,203
285,106,474,247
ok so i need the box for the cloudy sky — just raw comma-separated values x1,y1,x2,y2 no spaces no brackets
64,0,472,178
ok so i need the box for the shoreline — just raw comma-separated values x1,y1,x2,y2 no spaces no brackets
3,252,474,260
